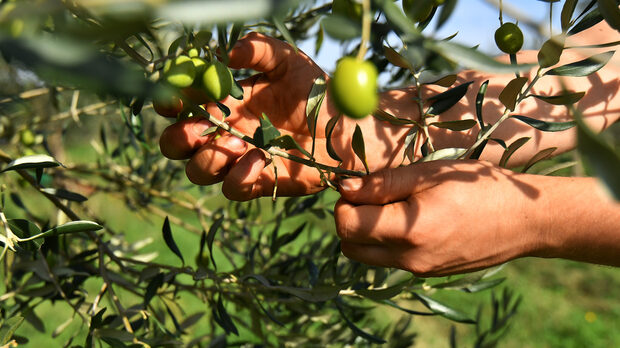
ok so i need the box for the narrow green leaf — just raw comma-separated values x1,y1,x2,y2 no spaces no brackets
0,154,61,173
380,299,435,316
545,51,614,77
306,76,327,139
426,81,474,116
475,80,489,127
143,273,164,307
230,79,244,100
511,115,576,132
373,109,415,125
384,45,412,69
352,125,369,174
337,303,387,344
429,119,477,131
568,6,602,35
162,217,184,264
538,37,565,68
531,91,585,105
463,278,506,293
315,24,324,56
521,147,557,173
355,280,410,301
597,0,620,32
0,316,24,345
561,0,578,32
7,219,42,250
576,111,620,200
269,135,312,158
325,114,343,162
427,74,457,88
207,216,223,270
499,77,528,111
90,308,107,330
499,137,531,168
228,22,244,51
40,188,87,202
436,0,457,30
377,0,421,41
217,296,239,335
321,15,360,41
421,148,466,162
272,15,297,51
270,223,306,255
415,293,476,324
40,220,102,238
469,139,489,160
253,113,281,148
431,41,534,73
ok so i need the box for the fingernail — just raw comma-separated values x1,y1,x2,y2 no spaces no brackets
340,177,363,192
227,136,247,151
192,119,212,136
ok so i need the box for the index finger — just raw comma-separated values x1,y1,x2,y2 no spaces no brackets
228,32,294,76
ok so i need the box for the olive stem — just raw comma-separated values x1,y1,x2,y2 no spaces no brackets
461,67,543,159
188,105,366,177
356,0,372,60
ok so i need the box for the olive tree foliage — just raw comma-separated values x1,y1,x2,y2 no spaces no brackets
0,0,618,346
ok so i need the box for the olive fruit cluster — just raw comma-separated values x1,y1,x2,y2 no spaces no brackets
330,57,378,119
152,49,234,118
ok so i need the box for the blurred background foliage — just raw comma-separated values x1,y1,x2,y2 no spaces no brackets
0,0,619,347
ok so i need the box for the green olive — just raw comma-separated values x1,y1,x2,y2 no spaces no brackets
402,0,434,23
494,22,524,54
20,129,35,146
153,92,184,118
329,57,378,119
202,61,233,102
163,55,196,88
332,0,363,22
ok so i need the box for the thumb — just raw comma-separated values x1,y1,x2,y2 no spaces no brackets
339,165,437,205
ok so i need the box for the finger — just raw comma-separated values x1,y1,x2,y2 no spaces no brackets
334,199,412,245
339,162,450,205
340,241,398,269
159,117,215,160
222,148,271,201
185,135,248,185
228,32,293,76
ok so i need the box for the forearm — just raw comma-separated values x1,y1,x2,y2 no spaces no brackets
530,175,620,267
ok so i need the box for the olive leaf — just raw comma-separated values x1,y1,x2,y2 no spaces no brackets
336,302,387,344
426,81,473,116
499,137,531,168
430,41,533,73
321,15,361,41
373,109,416,126
436,0,457,30
538,37,565,68
162,217,184,264
545,51,614,77
1,154,62,173
561,0,578,32
499,77,528,111
575,109,620,200
40,188,88,203
568,6,603,35
531,91,585,105
429,119,477,131
511,115,576,132
207,216,223,270
352,125,369,174
253,113,281,148
415,293,476,324
421,148,467,162
426,74,457,87
476,80,490,127
384,45,412,69
306,76,327,139
269,135,312,159
325,114,343,162
521,147,557,173
597,0,620,32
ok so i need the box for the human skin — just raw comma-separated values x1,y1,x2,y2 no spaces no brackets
159,21,620,274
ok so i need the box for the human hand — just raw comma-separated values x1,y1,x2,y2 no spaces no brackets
335,160,550,277
159,33,411,200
